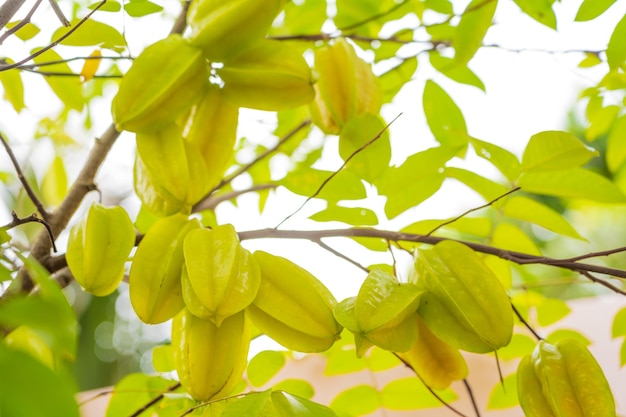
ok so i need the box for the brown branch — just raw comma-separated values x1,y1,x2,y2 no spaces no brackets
0,132,50,221
313,238,369,272
0,0,108,72
276,114,401,228
19,68,122,78
18,55,131,69
1,211,56,252
0,0,43,44
510,301,543,341
237,228,626,280
128,382,181,417
463,379,481,417
193,184,277,212
0,0,27,31
426,187,520,236
47,0,70,27
580,271,626,296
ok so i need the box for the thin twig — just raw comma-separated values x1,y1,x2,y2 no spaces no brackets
276,114,401,228
0,0,43,44
463,379,481,417
193,184,277,212
313,238,369,272
47,0,70,26
0,132,50,221
18,55,131,69
426,187,520,236
387,239,398,278
19,68,122,78
128,382,181,417
558,246,626,262
510,302,542,341
1,211,56,252
0,0,108,72
580,271,626,296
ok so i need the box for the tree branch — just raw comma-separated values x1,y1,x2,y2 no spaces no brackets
0,0,27,31
0,132,50,221
1,211,56,252
0,0,43,44
510,301,543,341
193,184,277,212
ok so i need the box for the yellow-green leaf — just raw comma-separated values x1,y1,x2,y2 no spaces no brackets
445,166,509,201
471,137,521,182
429,52,485,91
512,0,557,29
503,196,584,239
41,156,68,207
423,80,469,149
453,0,497,65
310,205,378,226
281,168,366,202
5,21,39,40
52,19,126,49
607,13,626,70
32,49,84,111
330,385,381,416
575,0,617,21
381,377,457,410
521,131,597,172
0,64,25,112
487,373,518,409
492,222,541,256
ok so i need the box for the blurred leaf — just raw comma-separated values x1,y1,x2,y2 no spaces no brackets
335,0,384,36
424,0,453,15
402,217,491,237
607,13,626,70
330,385,381,416
492,222,541,255
381,377,457,410
350,236,389,252
0,63,25,112
380,57,417,102
281,168,366,202
124,0,164,17
339,113,391,183
80,49,102,81
546,329,591,346
279,0,327,34
0,346,79,417
32,49,84,111
373,29,413,62
423,80,469,149
272,391,338,416
324,332,368,375
445,166,509,201
429,52,485,91
41,156,68,207
512,0,557,29
497,334,536,360
487,373,518,409
220,390,272,417
52,19,125,49
621,340,626,367
452,0,497,65
156,393,196,416
607,115,626,173
586,104,618,141
310,205,378,226
152,344,175,373
36,117,77,145
470,138,520,182
89,0,122,11
536,298,570,327
106,373,175,417
272,379,315,399
521,131,597,172
503,196,584,239
366,347,401,371
247,350,286,387
612,307,626,338
575,0,616,21
578,52,602,68
518,168,626,203
5,21,40,40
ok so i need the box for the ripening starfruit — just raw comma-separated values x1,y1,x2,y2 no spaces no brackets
184,85,238,191
172,308,250,401
395,315,468,390
182,225,261,326
187,0,287,61
247,251,342,352
217,40,315,111
112,34,208,133
334,268,422,357
517,339,616,417
66,203,135,296
129,214,201,324
413,240,513,353
310,37,382,135
134,123,211,216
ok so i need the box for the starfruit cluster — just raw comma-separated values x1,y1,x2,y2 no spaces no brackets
112,0,316,216
517,338,616,417
128,217,342,401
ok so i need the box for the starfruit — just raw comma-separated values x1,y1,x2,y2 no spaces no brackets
172,308,250,401
184,85,238,191
310,37,382,134
413,240,513,353
129,214,201,324
517,339,616,417
247,251,342,352
395,315,468,390
187,0,287,61
217,40,315,111
134,123,211,216
334,268,422,357
112,35,208,133
66,203,135,296
182,225,261,326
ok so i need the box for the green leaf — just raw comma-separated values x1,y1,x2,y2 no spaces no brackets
5,21,39,40
521,131,597,172
278,0,327,35
487,373,518,409
586,104,619,142
425,0,453,15
546,329,591,346
89,0,122,11
452,0,497,65
339,113,391,183
247,350,286,387
470,137,521,182
536,298,570,326
0,346,79,417
310,205,378,226
423,80,469,149
402,217,491,237
106,373,175,417
0,64,25,112
496,333,536,360
429,52,485,91
518,168,626,203
335,0,384,36
272,391,338,417
621,339,626,367
607,13,626,70
612,307,626,338
41,156,68,206
220,391,272,417
152,344,175,373
445,167,509,201
124,0,164,17
366,347,401,371
272,379,315,399
503,196,584,240
512,0,557,29
379,57,417,102
281,168,366,202
52,19,126,49
381,377,457,410
575,0,617,21
330,385,381,416
324,331,368,375
492,222,541,256
32,49,85,111
578,52,602,68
